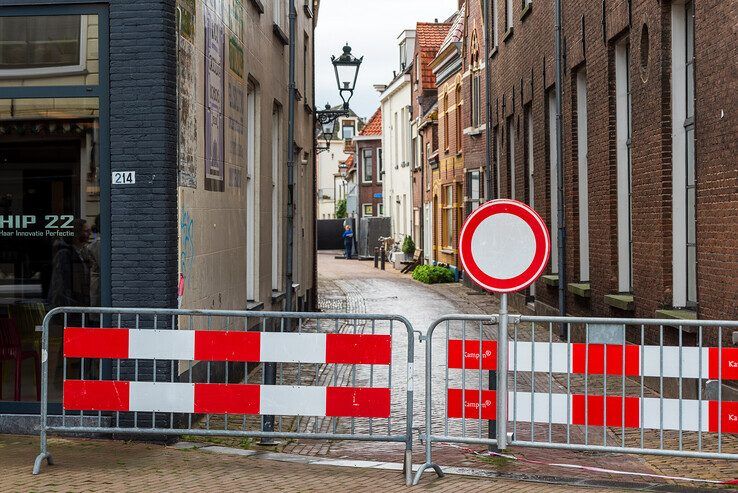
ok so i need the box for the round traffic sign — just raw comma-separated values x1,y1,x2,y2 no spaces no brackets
459,199,551,293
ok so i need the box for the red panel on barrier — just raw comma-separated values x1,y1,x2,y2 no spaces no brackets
708,401,738,434
64,328,129,359
325,334,392,365
194,331,261,362
572,395,640,428
194,383,261,414
447,340,496,370
325,387,391,418
63,380,129,411
571,344,640,377
447,389,496,420
709,348,738,380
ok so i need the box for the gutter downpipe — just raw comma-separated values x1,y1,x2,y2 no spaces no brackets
554,0,567,334
286,0,297,315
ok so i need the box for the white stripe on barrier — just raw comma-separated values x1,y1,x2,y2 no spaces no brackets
641,397,708,432
129,382,195,413
129,330,195,360
260,333,326,364
511,391,569,425
509,342,569,374
260,385,327,416
641,346,709,380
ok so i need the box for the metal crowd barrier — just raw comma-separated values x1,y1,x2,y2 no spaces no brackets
33,307,417,485
414,314,738,485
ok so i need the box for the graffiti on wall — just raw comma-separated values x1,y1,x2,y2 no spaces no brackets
180,207,195,292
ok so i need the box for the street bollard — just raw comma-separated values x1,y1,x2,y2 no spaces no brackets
380,247,386,270
374,247,379,269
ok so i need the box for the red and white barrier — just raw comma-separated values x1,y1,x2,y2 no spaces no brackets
64,328,391,365
447,340,738,380
64,381,391,418
446,389,738,433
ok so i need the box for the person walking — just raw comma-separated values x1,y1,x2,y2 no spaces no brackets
342,224,354,259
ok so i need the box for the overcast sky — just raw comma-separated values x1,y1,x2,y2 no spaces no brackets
315,0,457,120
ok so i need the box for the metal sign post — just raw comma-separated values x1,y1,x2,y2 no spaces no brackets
458,199,551,451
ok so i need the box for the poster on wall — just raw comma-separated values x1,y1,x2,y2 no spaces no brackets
204,4,225,192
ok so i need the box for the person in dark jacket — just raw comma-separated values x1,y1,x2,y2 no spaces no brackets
342,224,354,259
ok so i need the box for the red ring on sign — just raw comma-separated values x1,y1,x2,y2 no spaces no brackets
459,199,551,293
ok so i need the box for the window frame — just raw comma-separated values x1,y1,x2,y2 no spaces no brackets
361,147,374,183
0,14,88,78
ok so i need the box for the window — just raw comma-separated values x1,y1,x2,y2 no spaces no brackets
361,148,373,183
443,94,450,151
494,126,501,198
506,0,514,31
363,204,374,217
443,185,454,249
507,116,516,199
303,33,309,100
0,15,82,72
416,54,421,82
377,148,383,181
273,0,285,27
246,83,259,301
378,202,384,216
271,104,283,291
471,72,482,128
399,40,407,70
576,70,590,282
547,90,559,273
455,85,462,150
466,170,483,214
615,40,632,292
524,105,534,209
342,121,355,140
671,0,696,307
524,104,535,297
490,0,499,49
425,142,432,190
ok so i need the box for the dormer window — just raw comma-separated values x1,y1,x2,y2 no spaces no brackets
342,120,355,140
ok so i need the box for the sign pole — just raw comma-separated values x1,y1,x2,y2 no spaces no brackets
496,293,509,450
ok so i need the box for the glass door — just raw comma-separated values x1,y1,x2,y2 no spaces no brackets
0,7,108,414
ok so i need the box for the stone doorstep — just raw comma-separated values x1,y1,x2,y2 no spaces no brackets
604,293,635,311
541,275,559,287
567,283,591,298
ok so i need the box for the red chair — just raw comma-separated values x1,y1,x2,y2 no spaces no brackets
0,318,41,401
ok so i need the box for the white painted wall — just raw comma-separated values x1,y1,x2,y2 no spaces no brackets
317,139,351,219
379,75,413,242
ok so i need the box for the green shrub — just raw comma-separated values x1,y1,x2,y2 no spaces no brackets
401,235,416,257
335,199,347,218
412,265,455,284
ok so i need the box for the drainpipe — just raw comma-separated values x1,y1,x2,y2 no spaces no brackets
483,0,494,201
554,0,567,330
285,0,297,313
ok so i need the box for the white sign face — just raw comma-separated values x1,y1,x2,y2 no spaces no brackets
112,171,136,185
459,199,551,293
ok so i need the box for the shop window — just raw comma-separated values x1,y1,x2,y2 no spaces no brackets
0,14,97,81
0,96,100,403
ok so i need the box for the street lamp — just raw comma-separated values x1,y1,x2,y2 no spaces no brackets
316,103,340,154
331,43,363,110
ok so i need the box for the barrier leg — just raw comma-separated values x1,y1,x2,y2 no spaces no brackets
33,318,52,475
412,332,444,486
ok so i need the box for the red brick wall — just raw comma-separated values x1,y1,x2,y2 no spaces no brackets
356,139,383,217
474,0,736,344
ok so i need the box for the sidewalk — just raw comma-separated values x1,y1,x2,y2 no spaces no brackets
2,435,627,493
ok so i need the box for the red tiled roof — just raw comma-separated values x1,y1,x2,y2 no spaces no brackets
359,108,382,136
416,22,453,90
343,154,354,170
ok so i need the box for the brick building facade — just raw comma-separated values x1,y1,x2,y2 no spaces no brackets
410,21,452,260
430,8,466,270
482,0,736,344
354,108,384,219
